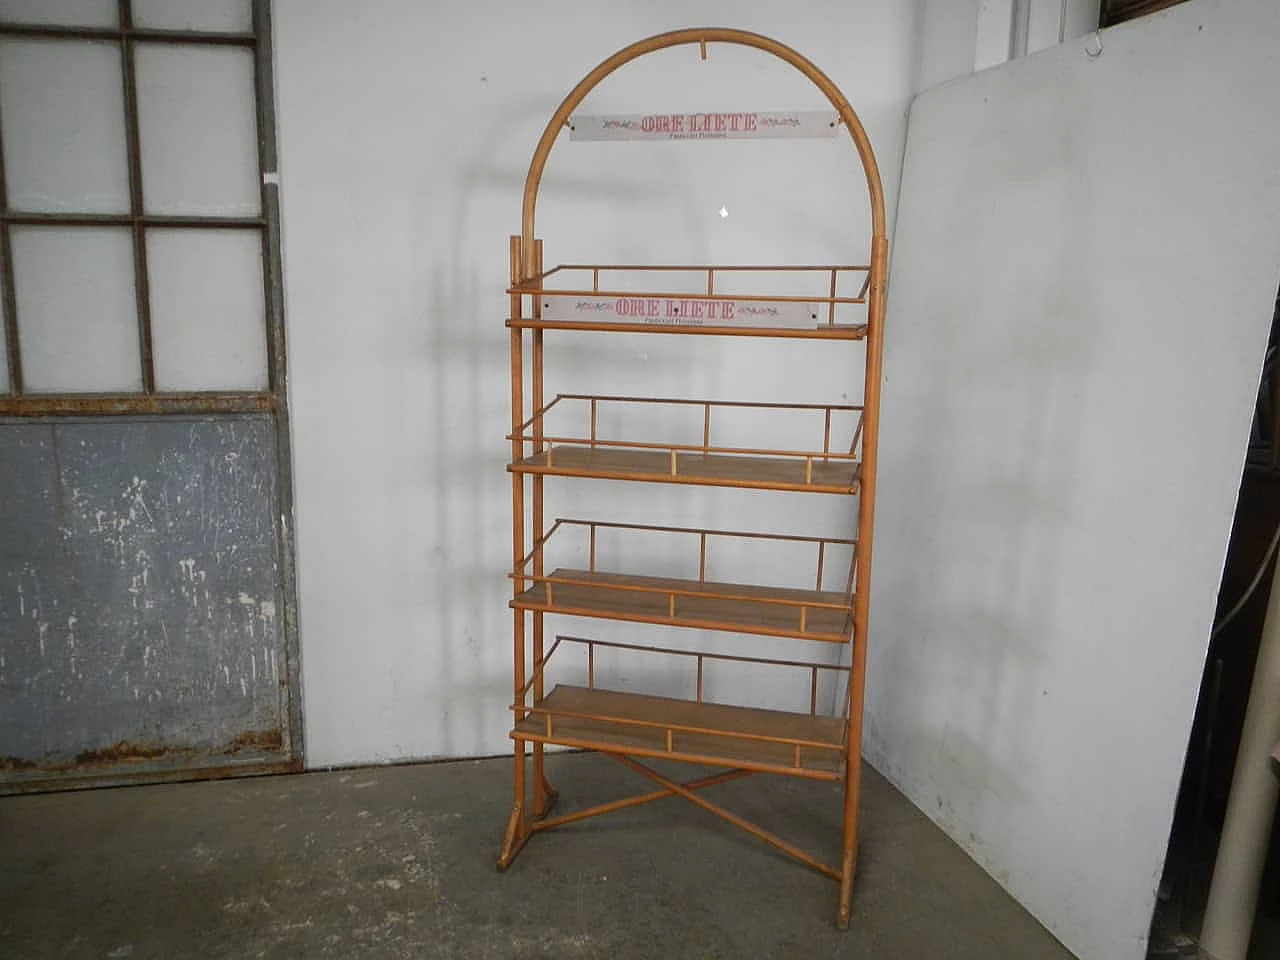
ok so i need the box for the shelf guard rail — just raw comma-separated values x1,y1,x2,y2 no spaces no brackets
509,263,874,328
510,394,865,485
514,635,853,770
512,518,858,627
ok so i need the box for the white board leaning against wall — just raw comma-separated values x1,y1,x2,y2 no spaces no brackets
867,1,1280,958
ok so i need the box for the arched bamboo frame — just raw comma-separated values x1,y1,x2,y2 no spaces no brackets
518,27,886,278
504,28,888,929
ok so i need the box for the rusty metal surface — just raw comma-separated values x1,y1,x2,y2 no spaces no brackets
0,59,20,395
0,1,302,793
118,0,156,392
0,758,300,795
0,416,292,792
0,23,257,46
0,393,274,417
252,0,306,766
1,212,265,228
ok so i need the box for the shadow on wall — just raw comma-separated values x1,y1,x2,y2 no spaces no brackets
400,93,713,756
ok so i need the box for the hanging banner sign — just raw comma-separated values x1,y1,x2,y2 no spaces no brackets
541,295,820,329
568,110,839,142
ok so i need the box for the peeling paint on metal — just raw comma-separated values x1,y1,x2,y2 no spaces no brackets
0,417,290,785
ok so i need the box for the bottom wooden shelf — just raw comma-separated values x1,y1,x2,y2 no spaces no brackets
512,684,847,780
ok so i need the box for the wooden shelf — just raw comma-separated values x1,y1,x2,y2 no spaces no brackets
513,568,853,642
513,684,846,780
510,395,862,494
511,447,860,493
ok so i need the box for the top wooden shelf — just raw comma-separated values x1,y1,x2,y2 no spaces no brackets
508,263,870,338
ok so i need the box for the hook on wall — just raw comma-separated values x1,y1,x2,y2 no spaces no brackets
1084,30,1104,60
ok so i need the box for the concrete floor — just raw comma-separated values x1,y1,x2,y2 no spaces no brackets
0,754,1073,960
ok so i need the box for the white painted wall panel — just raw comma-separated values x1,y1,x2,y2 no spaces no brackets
868,2,1280,957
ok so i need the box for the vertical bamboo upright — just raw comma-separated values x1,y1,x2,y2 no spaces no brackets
497,28,887,928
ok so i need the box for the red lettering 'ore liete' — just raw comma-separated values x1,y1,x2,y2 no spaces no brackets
639,113,759,136
611,298,738,323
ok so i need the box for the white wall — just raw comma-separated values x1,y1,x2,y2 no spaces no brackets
867,1,1280,958
273,1,919,766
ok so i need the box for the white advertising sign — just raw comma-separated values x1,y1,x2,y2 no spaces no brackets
568,111,840,142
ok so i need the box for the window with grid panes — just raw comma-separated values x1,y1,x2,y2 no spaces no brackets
0,0,275,408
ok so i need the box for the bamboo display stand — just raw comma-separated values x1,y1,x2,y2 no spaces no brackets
497,28,887,928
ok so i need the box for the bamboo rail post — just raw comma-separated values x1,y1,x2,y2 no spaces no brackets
530,238,556,818
696,655,705,703
828,268,838,326
589,398,598,448
840,233,887,930
499,235,529,870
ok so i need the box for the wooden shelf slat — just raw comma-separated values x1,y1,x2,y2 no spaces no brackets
513,568,853,642
513,684,846,780
511,446,859,493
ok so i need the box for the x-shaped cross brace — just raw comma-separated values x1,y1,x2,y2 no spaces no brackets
501,752,839,882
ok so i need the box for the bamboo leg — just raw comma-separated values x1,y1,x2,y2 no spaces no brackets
497,740,528,869
498,607,529,870
837,740,860,927
839,630,866,925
